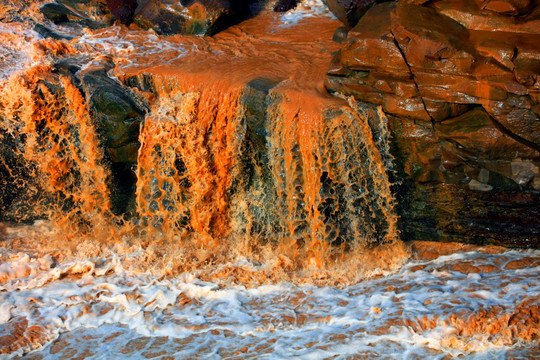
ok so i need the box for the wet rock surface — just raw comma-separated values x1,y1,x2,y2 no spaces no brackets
40,0,115,29
327,0,540,247
273,0,300,12
323,0,387,27
106,0,138,24
132,0,259,36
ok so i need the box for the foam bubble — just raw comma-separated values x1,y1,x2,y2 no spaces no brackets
0,246,538,359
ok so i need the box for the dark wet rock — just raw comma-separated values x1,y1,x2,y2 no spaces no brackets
322,0,389,28
388,110,540,247
106,0,138,24
133,0,258,36
33,24,75,41
229,78,281,238
0,131,33,221
58,61,147,215
273,0,299,12
327,0,540,247
41,3,73,24
40,0,114,29
81,68,148,164
332,26,348,43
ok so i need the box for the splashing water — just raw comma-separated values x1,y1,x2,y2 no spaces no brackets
0,239,538,359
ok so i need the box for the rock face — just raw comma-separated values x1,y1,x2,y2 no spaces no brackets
40,0,115,29
133,0,258,36
323,0,388,28
273,0,300,12
106,0,138,24
326,0,540,247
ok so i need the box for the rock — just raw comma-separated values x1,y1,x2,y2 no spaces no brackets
388,113,540,247
332,26,348,43
81,68,148,164
45,57,149,216
0,131,32,221
106,0,138,24
481,0,532,16
133,0,257,36
40,0,114,29
33,24,75,40
340,2,408,75
326,0,540,126
435,108,538,165
482,95,540,148
468,179,493,191
41,3,74,23
322,0,384,28
432,0,540,34
325,2,433,120
273,0,299,12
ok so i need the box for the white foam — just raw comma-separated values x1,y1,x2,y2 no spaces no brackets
279,0,335,26
0,247,538,359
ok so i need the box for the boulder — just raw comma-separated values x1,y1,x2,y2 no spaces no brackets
106,0,138,24
322,0,385,28
133,0,257,36
40,0,115,29
81,68,148,164
273,0,299,12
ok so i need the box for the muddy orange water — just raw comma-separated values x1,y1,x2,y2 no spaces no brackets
1,5,400,272
0,2,539,359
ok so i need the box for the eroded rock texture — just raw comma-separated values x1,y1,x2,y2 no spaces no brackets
327,0,540,247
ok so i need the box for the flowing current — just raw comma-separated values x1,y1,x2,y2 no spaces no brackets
0,0,539,358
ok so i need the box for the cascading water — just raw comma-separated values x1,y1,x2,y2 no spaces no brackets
0,1,538,359
0,4,402,271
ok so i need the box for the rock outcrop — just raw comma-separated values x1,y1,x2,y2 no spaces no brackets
132,0,258,36
40,0,115,29
323,0,386,28
273,0,300,12
106,0,138,24
326,0,540,246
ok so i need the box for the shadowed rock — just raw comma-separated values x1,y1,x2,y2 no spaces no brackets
40,0,115,29
323,0,389,28
326,0,540,247
273,0,299,12
133,0,257,36
106,0,138,24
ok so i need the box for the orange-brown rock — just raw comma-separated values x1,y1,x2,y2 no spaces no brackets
326,0,540,247
327,1,540,125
